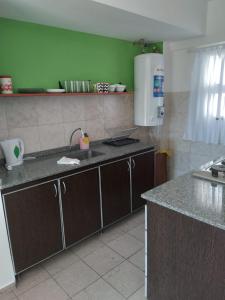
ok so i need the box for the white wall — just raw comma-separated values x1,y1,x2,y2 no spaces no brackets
0,192,15,289
165,0,225,92
92,0,208,36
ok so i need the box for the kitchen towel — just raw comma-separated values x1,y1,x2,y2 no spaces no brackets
57,156,80,165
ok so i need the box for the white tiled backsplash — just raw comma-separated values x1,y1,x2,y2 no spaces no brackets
164,92,225,179
0,94,149,157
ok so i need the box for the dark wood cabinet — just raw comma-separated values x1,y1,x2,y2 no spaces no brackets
61,168,101,247
131,151,154,210
3,181,63,274
2,148,155,276
101,159,131,226
147,203,225,300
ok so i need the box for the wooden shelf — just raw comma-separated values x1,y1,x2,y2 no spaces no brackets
0,92,133,97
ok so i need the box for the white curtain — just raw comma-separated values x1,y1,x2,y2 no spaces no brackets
184,45,225,145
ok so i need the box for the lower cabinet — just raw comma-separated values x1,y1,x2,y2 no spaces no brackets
131,151,155,210
2,149,155,275
100,159,131,226
3,181,63,274
61,168,101,247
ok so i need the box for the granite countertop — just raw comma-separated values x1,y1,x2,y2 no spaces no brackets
0,141,154,191
142,173,225,231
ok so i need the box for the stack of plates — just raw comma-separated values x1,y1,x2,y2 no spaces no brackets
46,89,65,93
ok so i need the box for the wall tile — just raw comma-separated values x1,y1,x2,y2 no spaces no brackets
104,95,132,121
83,96,104,121
0,94,148,156
190,142,212,156
61,97,85,122
211,144,225,158
63,121,86,146
104,118,133,132
85,118,105,141
0,129,9,158
8,126,40,154
170,136,191,153
36,97,62,125
39,124,65,150
190,153,212,170
5,98,38,128
0,100,7,130
169,150,190,172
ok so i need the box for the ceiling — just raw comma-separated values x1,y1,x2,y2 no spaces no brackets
0,0,208,42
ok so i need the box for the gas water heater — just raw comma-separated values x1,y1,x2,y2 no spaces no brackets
134,53,164,126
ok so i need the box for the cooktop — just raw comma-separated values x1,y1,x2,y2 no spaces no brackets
193,157,225,184
103,138,139,147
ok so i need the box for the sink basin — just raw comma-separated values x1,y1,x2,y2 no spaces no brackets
65,150,104,161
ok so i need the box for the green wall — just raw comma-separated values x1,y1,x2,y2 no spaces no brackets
0,18,162,91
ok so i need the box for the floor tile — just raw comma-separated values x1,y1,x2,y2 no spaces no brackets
72,278,125,300
0,286,16,300
131,210,145,225
70,236,105,259
107,233,144,258
128,249,145,271
54,260,99,297
128,286,145,300
115,219,140,233
42,250,80,275
127,224,145,243
103,261,144,298
83,245,124,275
18,278,68,300
99,226,124,244
13,267,50,296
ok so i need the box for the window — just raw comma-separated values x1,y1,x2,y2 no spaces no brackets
184,45,225,145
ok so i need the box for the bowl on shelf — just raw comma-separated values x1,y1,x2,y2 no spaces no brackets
115,84,126,92
109,85,117,92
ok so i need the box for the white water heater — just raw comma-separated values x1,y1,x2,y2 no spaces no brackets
134,53,164,126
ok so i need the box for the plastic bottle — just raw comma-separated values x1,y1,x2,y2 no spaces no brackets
79,131,90,150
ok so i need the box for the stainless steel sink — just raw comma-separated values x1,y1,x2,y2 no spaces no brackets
65,150,104,161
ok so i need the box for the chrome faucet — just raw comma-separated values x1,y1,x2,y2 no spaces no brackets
69,128,81,150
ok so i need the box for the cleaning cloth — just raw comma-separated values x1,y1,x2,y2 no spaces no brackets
57,156,80,165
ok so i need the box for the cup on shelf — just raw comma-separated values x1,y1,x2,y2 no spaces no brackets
59,80,92,93
59,80,71,93
95,82,110,93
0,76,13,94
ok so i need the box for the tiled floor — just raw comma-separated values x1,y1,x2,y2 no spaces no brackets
0,210,146,300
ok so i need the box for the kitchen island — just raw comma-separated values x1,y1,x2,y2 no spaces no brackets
142,173,225,300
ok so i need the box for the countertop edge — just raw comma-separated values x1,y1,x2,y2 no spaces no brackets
0,143,155,191
142,193,225,231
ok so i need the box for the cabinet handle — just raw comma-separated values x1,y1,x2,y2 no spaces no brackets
62,181,67,194
127,161,131,172
53,184,58,198
132,158,136,169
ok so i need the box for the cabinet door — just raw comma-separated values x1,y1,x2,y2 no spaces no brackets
131,151,154,210
4,181,63,274
61,168,101,247
101,159,131,227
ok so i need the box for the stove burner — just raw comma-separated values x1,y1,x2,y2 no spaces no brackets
210,164,225,177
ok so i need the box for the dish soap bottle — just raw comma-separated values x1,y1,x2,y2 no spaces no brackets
80,131,90,150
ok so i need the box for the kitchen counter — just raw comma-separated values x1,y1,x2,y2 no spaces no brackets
143,168,225,299
0,141,154,190
142,172,225,231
